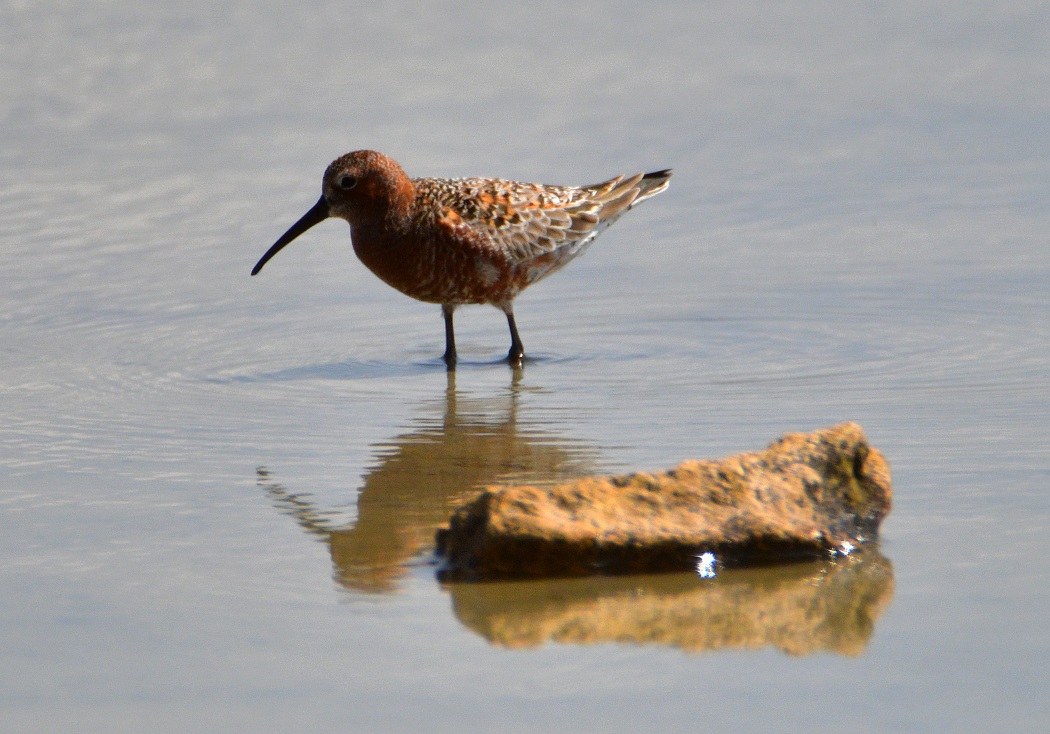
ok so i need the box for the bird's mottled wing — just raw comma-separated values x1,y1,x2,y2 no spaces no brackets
417,174,655,265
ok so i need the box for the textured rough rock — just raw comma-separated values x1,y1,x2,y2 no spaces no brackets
436,422,892,580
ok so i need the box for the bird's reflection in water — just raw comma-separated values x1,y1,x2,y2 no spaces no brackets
257,370,599,593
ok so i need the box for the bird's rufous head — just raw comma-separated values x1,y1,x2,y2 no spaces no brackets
251,150,414,276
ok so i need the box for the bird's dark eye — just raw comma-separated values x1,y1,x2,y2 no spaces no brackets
338,175,358,190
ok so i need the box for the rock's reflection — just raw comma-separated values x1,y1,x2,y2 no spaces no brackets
445,549,894,656
258,371,599,592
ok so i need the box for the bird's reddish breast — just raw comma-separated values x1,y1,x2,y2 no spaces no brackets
348,182,522,306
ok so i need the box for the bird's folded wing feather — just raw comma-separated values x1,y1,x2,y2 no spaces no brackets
423,174,648,264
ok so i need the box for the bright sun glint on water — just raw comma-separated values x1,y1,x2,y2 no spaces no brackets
695,552,716,579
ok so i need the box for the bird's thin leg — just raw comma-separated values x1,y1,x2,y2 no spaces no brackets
504,305,525,366
442,304,457,369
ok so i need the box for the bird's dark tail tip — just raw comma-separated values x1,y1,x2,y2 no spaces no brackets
643,168,673,180
635,169,672,202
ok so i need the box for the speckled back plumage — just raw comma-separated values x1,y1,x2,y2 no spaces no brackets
413,170,670,289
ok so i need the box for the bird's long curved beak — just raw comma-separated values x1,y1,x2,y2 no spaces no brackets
251,196,331,276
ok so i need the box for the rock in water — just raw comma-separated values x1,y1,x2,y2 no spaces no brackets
436,422,892,580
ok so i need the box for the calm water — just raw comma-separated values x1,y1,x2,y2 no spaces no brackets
2,2,1048,732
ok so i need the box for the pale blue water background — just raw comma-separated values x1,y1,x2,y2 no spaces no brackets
2,2,1048,732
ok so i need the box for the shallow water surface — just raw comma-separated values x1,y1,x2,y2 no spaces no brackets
2,2,1049,732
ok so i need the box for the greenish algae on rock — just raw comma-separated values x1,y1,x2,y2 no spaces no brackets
436,422,892,580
